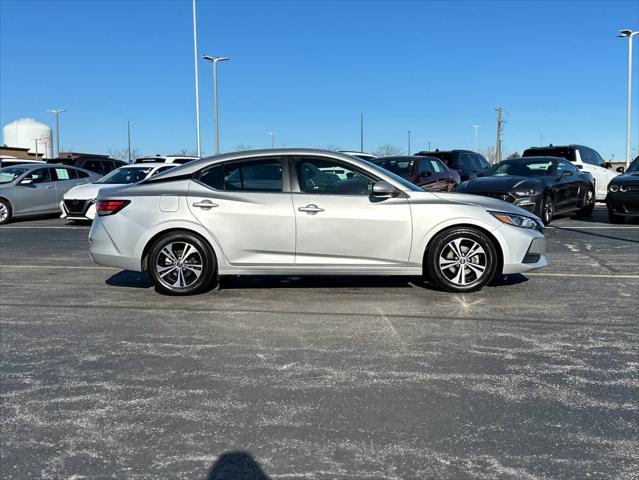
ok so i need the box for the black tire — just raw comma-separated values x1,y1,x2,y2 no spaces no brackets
575,188,595,218
0,198,12,225
425,227,498,293
608,209,624,224
539,193,554,226
148,231,217,295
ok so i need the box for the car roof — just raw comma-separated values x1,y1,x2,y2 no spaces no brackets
144,148,377,182
415,149,474,154
524,145,588,150
119,163,168,168
374,155,439,160
500,156,561,162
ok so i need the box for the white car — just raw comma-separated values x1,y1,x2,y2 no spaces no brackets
60,163,176,221
522,145,618,201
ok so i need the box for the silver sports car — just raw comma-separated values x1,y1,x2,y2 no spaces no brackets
0,164,101,224
88,149,547,294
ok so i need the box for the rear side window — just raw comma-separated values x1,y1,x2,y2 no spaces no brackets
53,168,77,180
76,169,90,178
101,160,116,173
429,159,444,173
199,158,283,192
83,160,103,173
418,159,432,174
473,154,490,169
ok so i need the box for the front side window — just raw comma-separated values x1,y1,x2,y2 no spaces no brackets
199,158,283,192
0,167,29,184
473,154,490,170
418,159,432,175
83,160,103,173
26,168,51,184
557,160,578,176
296,157,376,195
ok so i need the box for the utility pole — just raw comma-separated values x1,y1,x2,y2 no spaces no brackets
127,121,132,163
540,133,543,147
203,55,230,155
619,29,639,168
192,0,201,157
46,109,65,158
407,130,411,155
428,141,431,151
34,139,39,160
360,112,364,152
495,107,504,164
267,132,276,148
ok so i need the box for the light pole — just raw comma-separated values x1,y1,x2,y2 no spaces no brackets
471,124,481,152
192,0,201,157
127,121,132,163
360,113,364,152
203,55,230,155
267,132,276,148
619,29,639,169
407,130,411,154
47,109,64,158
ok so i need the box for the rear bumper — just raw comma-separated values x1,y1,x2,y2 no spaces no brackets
88,219,141,271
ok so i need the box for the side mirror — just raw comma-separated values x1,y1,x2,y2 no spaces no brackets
604,161,612,169
562,171,573,177
420,171,432,177
20,177,33,185
616,166,625,173
575,164,583,170
371,180,397,198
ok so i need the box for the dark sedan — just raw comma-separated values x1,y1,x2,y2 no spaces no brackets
455,156,595,225
372,155,460,192
607,157,639,223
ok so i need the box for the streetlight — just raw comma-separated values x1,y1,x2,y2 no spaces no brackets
266,132,276,148
471,124,481,152
618,29,639,169
202,55,230,155
407,130,411,154
47,109,65,158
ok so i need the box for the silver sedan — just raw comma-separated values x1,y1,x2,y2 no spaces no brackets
88,149,547,294
0,164,101,224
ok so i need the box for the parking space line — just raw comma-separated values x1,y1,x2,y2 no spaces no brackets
547,226,639,229
0,265,115,269
527,272,639,278
0,226,87,229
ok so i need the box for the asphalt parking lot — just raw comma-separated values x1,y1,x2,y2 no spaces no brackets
1,205,637,479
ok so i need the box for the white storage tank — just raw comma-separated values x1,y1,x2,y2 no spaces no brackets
2,118,53,159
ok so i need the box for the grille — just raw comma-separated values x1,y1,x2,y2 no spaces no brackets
474,192,515,203
64,199,90,215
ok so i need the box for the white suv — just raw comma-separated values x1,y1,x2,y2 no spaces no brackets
522,145,618,201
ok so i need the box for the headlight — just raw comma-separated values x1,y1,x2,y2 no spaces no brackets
490,211,542,230
609,184,619,192
513,189,540,197
619,185,628,192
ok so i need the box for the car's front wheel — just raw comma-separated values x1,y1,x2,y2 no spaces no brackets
148,231,217,295
575,188,595,218
426,227,498,292
0,199,12,225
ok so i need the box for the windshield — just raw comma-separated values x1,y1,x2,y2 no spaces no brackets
627,158,639,174
0,167,29,184
361,159,422,191
97,167,152,184
491,159,554,177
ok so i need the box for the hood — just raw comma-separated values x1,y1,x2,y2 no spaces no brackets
63,182,124,200
458,176,543,193
611,173,639,185
432,191,543,221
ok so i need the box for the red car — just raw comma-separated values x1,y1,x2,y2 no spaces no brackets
373,155,460,192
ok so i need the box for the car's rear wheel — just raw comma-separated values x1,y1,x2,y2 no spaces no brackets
426,227,498,293
0,199,12,225
539,193,554,226
608,209,624,224
148,231,217,295
575,187,595,218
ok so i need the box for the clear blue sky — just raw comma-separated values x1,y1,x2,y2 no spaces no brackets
1,0,638,160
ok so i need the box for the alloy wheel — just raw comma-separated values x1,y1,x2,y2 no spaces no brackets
0,202,9,224
438,237,487,287
542,196,553,224
155,241,204,289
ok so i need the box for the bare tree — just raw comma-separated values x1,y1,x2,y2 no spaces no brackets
234,144,254,151
506,152,520,159
176,148,198,157
480,146,498,164
108,148,143,163
323,144,341,152
373,144,403,157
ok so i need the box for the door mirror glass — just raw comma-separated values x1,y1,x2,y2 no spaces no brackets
616,166,625,173
371,181,397,197
575,164,583,170
562,171,573,177
604,161,612,169
20,177,33,185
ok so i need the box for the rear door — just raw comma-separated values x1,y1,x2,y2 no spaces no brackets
291,155,412,266
187,157,296,266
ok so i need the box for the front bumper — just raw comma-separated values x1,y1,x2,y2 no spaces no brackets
606,191,639,216
60,199,96,220
495,225,547,275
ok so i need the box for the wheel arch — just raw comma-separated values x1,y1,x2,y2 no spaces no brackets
422,223,504,276
141,227,218,272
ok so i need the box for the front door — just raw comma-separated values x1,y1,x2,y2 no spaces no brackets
14,167,58,214
291,156,412,266
187,157,296,266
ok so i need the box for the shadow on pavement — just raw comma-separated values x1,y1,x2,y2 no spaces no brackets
106,270,152,288
206,451,270,480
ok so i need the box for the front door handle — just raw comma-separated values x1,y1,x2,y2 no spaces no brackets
298,204,324,214
45,185,54,189
192,200,219,210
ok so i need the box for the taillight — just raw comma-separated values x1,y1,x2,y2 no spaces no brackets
96,200,130,216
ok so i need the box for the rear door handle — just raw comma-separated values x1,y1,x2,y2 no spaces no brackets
45,185,54,189
298,204,324,214
192,200,219,210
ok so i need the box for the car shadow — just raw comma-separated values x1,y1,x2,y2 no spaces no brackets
105,271,529,291
206,451,270,480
